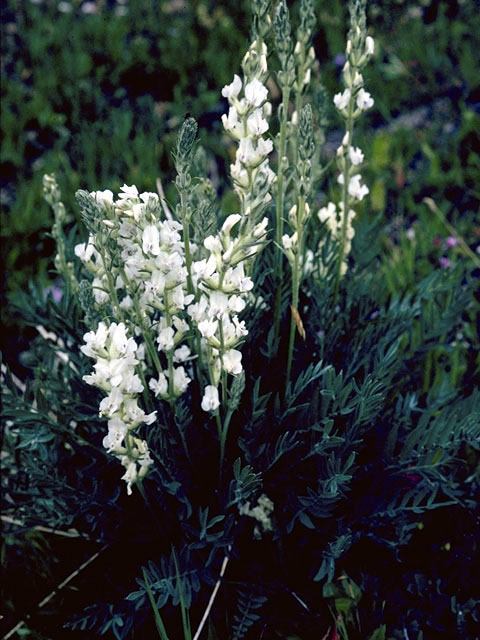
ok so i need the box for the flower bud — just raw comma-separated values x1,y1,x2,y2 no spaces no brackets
365,36,374,56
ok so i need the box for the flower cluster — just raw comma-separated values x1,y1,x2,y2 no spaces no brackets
221,39,275,218
327,10,375,278
75,184,200,491
189,38,274,412
189,213,268,412
81,321,155,494
318,201,356,276
76,185,194,401
239,493,275,539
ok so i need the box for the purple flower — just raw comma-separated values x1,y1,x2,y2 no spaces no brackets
44,285,63,302
444,236,458,249
334,53,346,67
439,256,452,269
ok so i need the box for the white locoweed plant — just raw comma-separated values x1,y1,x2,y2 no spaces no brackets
5,0,477,638
41,0,375,498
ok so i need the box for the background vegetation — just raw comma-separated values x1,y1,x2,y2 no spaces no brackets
1,0,479,638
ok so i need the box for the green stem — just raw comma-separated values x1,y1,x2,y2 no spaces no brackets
101,251,122,319
273,84,291,347
182,209,195,297
285,196,305,390
218,319,228,408
217,319,229,477
332,101,354,307
138,366,154,413
219,405,234,480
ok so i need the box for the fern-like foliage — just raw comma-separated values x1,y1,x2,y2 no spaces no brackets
127,547,205,612
231,587,268,640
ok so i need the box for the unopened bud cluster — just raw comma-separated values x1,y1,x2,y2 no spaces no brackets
281,105,315,268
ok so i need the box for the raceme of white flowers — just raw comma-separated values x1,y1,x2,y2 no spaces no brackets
72,6,375,496
221,39,275,218
80,320,155,494
326,30,375,269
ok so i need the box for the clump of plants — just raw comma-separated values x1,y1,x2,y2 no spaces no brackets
2,1,479,638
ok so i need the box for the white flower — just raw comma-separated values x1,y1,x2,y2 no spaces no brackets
135,439,153,466
140,191,159,205
353,71,363,87
103,417,128,453
81,1,97,13
221,107,242,138
282,232,298,250
244,78,268,107
204,235,223,253
74,236,97,263
228,295,246,313
318,202,337,224
118,184,139,200
228,264,254,292
172,366,191,395
222,214,242,235
120,369,144,394
239,493,274,534
193,256,216,282
209,291,229,317
233,316,248,337
93,357,128,388
109,322,131,356
247,109,269,136
99,387,124,417
149,373,168,398
171,285,192,311
173,345,191,363
173,316,189,336
92,189,114,207
365,36,375,56
230,161,249,188
237,137,255,166
222,349,243,375
333,88,351,111
188,296,209,323
222,74,242,100
92,277,109,305
157,326,175,352
348,174,369,201
142,224,161,256
121,461,137,495
123,397,156,426
81,322,109,357
201,385,220,412
356,88,374,111
198,318,218,339
159,220,182,246
253,217,269,238
349,146,364,165
255,137,273,158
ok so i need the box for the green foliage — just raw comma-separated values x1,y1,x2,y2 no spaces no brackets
231,588,268,640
